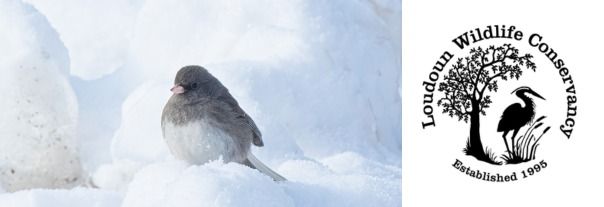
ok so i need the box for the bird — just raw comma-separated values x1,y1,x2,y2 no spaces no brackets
161,65,286,181
497,86,545,156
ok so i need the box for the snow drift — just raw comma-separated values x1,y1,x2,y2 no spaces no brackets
0,0,82,192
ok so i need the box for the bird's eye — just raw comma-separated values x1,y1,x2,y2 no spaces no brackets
191,83,198,89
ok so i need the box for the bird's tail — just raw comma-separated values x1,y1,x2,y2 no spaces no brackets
245,153,287,182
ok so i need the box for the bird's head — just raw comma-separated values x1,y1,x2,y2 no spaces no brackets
511,86,545,100
170,65,223,103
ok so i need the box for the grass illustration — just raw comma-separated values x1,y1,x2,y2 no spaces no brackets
502,116,550,164
464,139,502,165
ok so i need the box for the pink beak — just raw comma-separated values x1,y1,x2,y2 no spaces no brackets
171,85,185,94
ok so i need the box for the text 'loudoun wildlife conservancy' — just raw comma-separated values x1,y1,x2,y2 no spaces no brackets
421,25,577,139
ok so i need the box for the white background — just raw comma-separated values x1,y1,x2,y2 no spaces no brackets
403,0,604,206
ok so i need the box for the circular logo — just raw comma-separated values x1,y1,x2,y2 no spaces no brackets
420,25,577,182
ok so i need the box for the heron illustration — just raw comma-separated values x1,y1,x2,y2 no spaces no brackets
497,86,545,156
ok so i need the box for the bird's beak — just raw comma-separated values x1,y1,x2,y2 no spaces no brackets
530,90,546,100
171,85,185,94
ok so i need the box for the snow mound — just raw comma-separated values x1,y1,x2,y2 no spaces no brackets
128,0,308,81
23,0,144,80
110,80,172,164
0,188,121,207
0,0,82,192
122,161,294,207
91,159,143,192
279,152,401,207
120,152,400,207
93,80,172,191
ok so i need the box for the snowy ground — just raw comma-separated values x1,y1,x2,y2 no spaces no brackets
0,0,401,206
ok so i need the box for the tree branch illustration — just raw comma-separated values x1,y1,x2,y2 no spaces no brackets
437,44,536,120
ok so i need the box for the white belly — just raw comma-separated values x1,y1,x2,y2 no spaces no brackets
162,120,237,164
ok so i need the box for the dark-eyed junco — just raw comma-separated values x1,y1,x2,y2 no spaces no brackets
161,65,285,181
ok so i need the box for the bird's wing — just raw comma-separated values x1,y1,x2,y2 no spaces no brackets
212,94,264,147
242,111,264,147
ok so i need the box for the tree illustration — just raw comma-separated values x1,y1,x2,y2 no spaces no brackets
437,44,536,164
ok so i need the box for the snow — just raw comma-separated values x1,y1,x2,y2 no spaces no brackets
110,81,171,164
22,0,144,80
0,0,401,206
279,153,400,207
121,154,400,207
124,0,401,163
122,161,295,207
0,0,82,192
0,188,121,207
